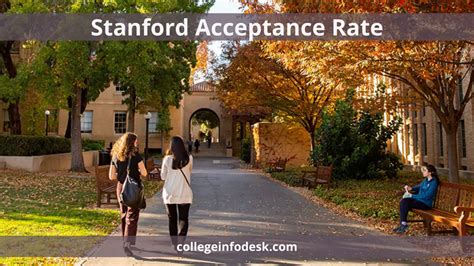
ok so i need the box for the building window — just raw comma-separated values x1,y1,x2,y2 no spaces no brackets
3,109,10,132
235,122,243,140
149,112,159,133
414,125,418,155
115,81,126,93
406,125,411,155
114,112,127,134
422,123,427,156
81,111,93,133
460,120,466,158
422,103,426,116
438,122,443,156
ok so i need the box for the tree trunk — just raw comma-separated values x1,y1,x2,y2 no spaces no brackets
128,108,135,132
65,96,73,138
7,101,21,135
127,89,136,132
65,89,88,138
70,86,86,172
1,41,21,135
445,128,460,183
309,129,316,151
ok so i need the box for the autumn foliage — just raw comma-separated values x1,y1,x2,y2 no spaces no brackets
212,42,342,150
236,0,473,182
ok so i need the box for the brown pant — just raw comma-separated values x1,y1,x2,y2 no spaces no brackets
117,183,140,245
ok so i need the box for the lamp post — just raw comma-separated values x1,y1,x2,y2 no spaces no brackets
144,112,151,162
44,110,50,136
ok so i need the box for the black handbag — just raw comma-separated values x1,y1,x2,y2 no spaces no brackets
120,157,146,209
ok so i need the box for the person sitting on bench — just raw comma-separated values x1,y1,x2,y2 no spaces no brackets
393,164,439,234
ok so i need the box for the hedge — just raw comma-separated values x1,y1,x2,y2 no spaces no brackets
0,135,71,156
82,139,105,151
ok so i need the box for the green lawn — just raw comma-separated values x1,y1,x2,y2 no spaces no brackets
271,168,474,222
0,169,163,265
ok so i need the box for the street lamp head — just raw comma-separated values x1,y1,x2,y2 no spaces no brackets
45,110,50,116
144,112,152,120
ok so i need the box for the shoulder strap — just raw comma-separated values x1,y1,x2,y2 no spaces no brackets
111,157,117,168
179,168,191,187
126,156,131,175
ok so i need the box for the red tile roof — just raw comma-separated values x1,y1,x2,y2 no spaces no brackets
190,81,215,92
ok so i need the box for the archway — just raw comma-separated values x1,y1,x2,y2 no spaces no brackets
188,108,220,145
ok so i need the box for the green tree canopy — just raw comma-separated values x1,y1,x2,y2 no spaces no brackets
312,90,403,180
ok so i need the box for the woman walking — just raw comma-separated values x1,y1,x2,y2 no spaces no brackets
161,136,193,251
109,132,147,256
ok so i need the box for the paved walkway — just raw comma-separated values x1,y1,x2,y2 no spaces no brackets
82,157,440,265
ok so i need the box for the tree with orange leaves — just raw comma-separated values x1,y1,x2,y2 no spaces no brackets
248,0,473,183
212,41,341,150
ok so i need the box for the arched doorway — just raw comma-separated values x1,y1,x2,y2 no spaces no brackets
189,108,220,145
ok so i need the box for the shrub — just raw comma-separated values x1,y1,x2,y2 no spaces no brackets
82,139,105,151
0,135,70,156
240,138,251,163
311,89,403,180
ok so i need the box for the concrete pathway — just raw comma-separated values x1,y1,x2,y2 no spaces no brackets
81,157,446,265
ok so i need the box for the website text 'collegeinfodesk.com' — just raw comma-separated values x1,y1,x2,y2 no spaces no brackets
176,241,298,255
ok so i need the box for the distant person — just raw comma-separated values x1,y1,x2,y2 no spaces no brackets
194,139,200,153
188,139,193,154
109,132,148,256
393,164,439,234
161,136,193,252
207,135,212,148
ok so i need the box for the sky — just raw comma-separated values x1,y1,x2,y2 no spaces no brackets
207,0,244,59
208,0,243,13
194,0,244,82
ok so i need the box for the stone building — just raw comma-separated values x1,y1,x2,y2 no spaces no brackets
1,81,234,156
384,78,473,178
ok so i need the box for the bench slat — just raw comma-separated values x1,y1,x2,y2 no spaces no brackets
301,166,332,189
146,158,161,180
434,185,459,212
95,165,119,208
412,181,474,236
458,190,474,219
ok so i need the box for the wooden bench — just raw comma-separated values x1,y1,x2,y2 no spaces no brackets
267,158,289,173
301,166,333,189
145,158,161,180
411,181,474,236
95,165,118,208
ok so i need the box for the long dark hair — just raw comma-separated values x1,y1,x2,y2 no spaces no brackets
426,164,439,183
169,136,190,169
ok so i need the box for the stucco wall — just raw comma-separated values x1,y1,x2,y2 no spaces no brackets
182,91,232,146
57,84,183,151
252,122,311,168
0,150,98,172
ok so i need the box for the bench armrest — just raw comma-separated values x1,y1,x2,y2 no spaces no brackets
454,206,474,215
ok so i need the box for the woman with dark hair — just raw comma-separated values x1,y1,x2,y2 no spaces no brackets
109,132,148,256
393,164,439,234
161,136,193,250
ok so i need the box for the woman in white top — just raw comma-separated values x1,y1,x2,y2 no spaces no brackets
161,136,193,248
